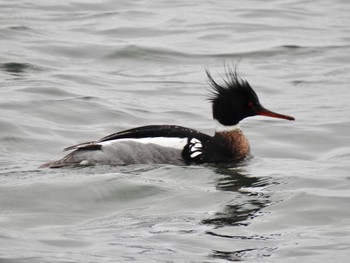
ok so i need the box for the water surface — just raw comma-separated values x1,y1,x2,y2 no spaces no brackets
1,0,350,262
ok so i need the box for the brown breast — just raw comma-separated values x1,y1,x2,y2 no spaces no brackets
214,129,251,160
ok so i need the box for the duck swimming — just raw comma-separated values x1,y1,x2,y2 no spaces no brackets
40,68,294,168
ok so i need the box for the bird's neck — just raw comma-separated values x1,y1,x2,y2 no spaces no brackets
214,121,251,160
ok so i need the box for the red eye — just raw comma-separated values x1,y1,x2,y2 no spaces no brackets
248,102,254,108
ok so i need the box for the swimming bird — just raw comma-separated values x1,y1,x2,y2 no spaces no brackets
40,68,294,168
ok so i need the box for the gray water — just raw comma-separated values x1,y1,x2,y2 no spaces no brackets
1,0,350,262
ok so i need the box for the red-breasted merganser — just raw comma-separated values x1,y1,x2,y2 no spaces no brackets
40,68,294,168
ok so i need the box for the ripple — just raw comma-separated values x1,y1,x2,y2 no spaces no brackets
0,62,44,74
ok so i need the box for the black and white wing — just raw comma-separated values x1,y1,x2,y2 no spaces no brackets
64,125,211,153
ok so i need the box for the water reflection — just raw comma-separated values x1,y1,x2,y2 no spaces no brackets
203,163,277,261
0,62,31,74
203,163,272,227
211,247,277,262
213,165,265,192
0,62,43,77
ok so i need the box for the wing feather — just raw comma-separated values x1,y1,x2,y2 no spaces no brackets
63,125,211,152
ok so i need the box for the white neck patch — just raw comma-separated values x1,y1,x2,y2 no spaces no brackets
215,120,240,133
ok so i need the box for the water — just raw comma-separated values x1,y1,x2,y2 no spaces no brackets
1,0,350,262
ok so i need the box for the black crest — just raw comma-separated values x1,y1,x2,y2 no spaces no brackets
206,67,261,125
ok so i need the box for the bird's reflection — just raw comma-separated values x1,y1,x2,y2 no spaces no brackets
203,162,278,261
202,162,272,227
211,247,277,262
1,62,29,74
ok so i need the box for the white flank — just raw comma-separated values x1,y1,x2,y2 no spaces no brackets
214,120,240,133
100,137,188,149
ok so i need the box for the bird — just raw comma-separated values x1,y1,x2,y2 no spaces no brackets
40,67,295,168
